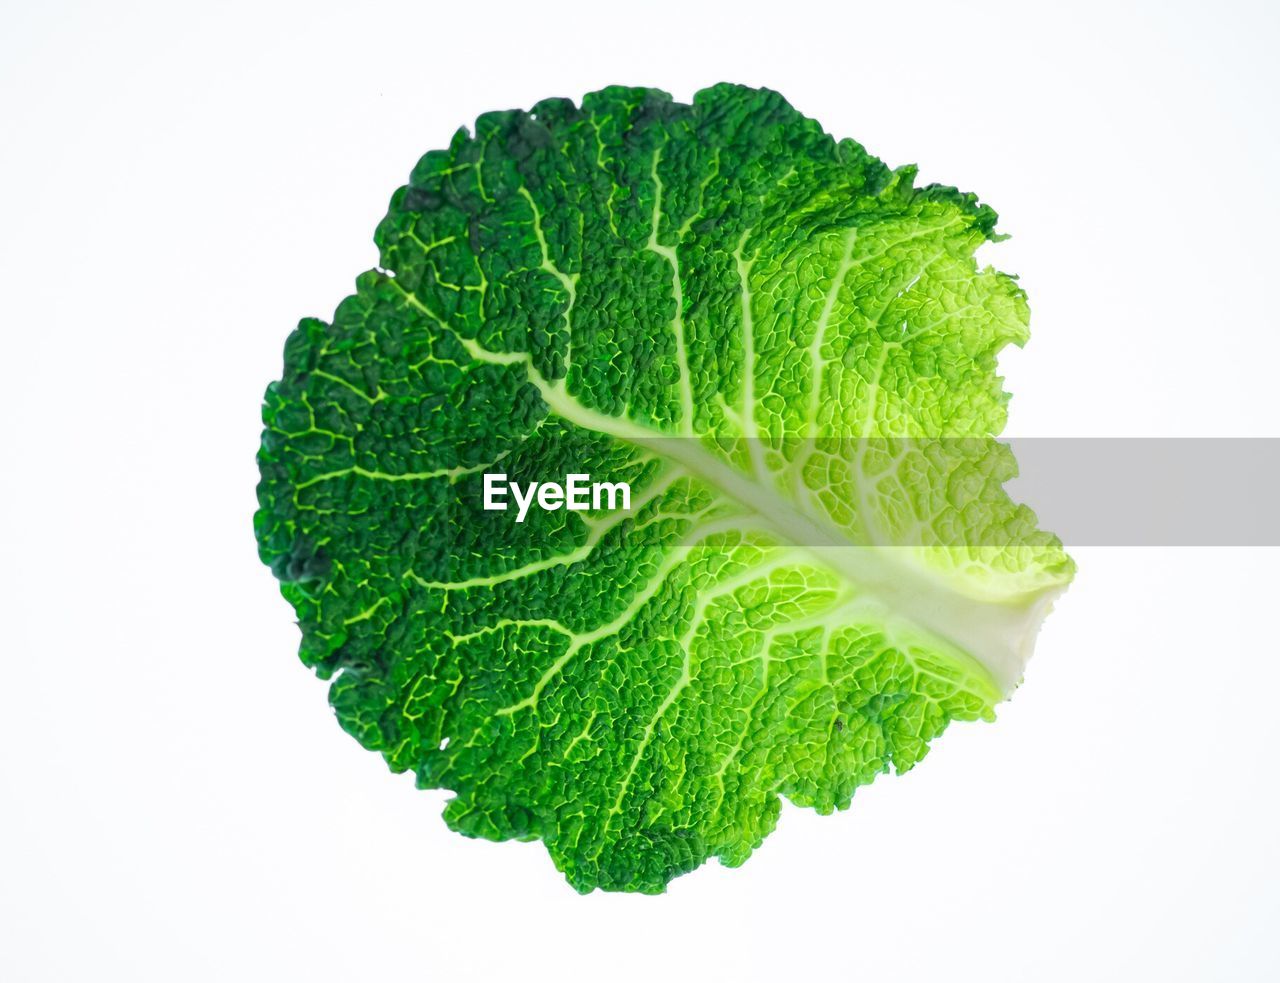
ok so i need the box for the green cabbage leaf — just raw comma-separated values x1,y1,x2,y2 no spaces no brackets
256,84,1073,893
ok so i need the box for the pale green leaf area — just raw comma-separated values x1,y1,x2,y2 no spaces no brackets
256,84,1074,893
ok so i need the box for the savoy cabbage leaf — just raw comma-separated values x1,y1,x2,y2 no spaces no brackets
255,84,1074,893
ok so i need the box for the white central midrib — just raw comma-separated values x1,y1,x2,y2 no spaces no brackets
457,336,1054,697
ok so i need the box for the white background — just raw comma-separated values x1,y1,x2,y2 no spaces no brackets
3,1,1278,980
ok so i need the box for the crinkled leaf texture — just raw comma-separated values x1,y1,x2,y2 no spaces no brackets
256,84,1074,893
